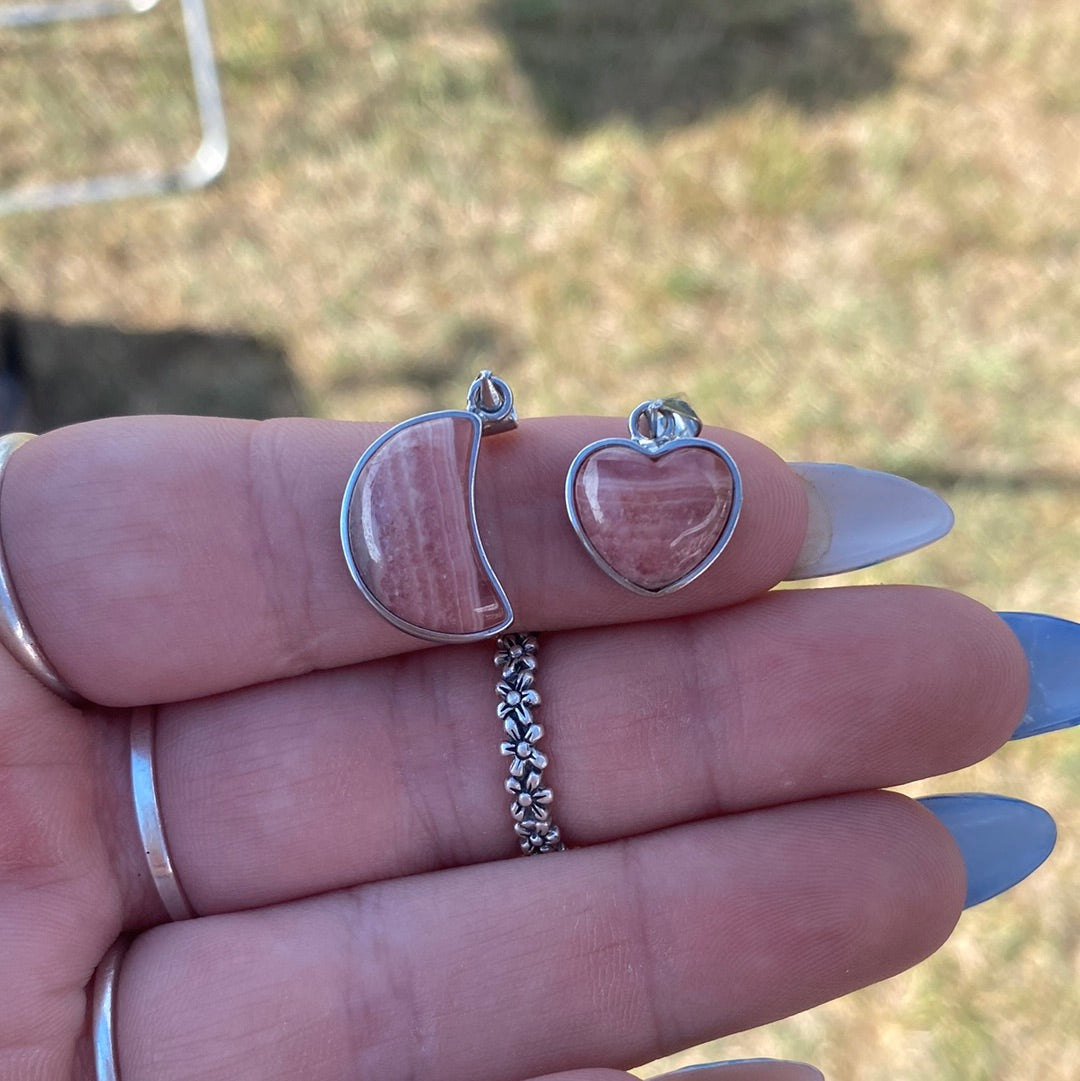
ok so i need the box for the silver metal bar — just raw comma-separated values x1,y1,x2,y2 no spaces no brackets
176,0,228,187
0,0,159,29
0,0,227,214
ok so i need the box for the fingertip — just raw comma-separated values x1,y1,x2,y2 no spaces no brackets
659,1058,824,1080
928,590,1030,758
523,1061,824,1081
844,790,967,968
724,434,809,596
865,587,1032,771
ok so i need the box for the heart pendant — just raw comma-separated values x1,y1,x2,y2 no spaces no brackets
565,399,742,595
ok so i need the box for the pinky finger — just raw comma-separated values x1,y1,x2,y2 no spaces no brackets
531,1062,824,1081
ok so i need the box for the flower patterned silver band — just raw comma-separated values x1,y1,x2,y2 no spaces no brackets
496,633,565,854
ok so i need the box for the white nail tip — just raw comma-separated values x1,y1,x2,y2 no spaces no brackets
785,463,954,580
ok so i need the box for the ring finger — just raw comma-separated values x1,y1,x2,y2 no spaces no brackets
101,583,1025,921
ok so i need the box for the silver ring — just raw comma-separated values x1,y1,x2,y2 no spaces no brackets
0,432,83,704
496,632,565,854
130,706,196,920
92,937,129,1081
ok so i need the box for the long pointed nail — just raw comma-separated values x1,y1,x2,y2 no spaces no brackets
999,612,1080,739
666,1060,824,1080
785,463,954,580
919,794,1056,908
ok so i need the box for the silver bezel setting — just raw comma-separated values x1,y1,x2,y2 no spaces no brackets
564,404,743,597
340,380,516,642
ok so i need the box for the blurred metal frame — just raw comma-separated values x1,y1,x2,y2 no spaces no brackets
0,0,228,213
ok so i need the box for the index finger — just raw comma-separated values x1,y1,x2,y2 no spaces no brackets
2,414,807,704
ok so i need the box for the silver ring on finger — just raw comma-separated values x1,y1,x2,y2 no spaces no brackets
92,936,129,1081
496,632,566,854
130,706,196,921
0,433,83,704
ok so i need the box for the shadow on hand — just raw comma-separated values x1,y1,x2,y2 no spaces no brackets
0,311,306,431
487,0,909,133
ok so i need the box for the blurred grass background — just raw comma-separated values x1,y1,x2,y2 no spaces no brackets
1,0,1077,1078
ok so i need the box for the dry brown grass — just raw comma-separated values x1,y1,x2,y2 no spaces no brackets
1,1,1078,1078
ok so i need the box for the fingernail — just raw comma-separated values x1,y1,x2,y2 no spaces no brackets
999,612,1080,739
665,1060,824,1080
919,794,1056,908
785,463,954,580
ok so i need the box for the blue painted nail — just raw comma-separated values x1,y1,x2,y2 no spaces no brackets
919,794,1056,908
999,612,1080,739
669,1060,823,1080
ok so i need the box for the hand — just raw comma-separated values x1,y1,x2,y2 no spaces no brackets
0,415,1056,1081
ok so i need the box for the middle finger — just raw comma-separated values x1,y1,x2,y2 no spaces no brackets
102,584,1025,920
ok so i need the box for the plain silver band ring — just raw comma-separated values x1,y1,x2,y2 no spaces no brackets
130,706,196,921
0,433,83,705
92,937,129,1081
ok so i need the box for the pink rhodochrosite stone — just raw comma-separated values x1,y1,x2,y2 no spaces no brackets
347,415,509,636
572,445,735,592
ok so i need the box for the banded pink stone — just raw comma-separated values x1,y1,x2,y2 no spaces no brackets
346,414,509,637
571,444,735,593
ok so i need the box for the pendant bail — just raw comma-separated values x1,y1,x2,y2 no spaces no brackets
468,371,518,436
629,397,703,448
